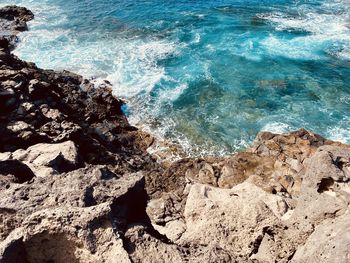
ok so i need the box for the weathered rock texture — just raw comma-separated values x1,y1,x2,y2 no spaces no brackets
1,5,350,263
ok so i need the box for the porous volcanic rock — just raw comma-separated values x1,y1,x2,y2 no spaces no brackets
1,5,350,263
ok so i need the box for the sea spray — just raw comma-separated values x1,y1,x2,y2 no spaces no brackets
5,0,350,156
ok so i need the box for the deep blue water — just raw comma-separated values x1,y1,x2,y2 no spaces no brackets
3,0,350,155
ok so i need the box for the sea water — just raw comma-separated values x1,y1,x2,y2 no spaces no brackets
3,0,350,156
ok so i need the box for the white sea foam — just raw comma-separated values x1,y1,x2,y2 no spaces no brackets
261,122,291,134
328,124,350,143
193,32,201,44
12,2,178,98
1,0,68,26
258,0,350,60
236,38,263,61
260,34,324,60
263,12,349,35
106,40,177,97
5,0,350,156
17,35,177,97
158,83,188,102
7,0,187,153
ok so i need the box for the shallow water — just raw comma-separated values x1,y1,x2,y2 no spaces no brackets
3,0,350,155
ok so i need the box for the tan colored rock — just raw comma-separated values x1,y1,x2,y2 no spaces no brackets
2,126,350,262
6,121,33,133
146,193,186,242
292,212,350,263
250,233,276,263
2,16,350,261
185,161,217,186
0,165,144,243
10,141,81,176
178,182,286,260
0,205,131,263
153,219,186,241
288,145,350,227
124,225,183,263
157,129,347,197
218,152,276,189
40,104,65,121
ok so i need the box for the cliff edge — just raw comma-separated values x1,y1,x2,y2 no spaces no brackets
1,6,350,263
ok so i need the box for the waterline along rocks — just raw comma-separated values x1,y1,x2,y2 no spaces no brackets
1,5,350,263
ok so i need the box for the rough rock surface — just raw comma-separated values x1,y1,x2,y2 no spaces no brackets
0,6,33,53
1,5,350,263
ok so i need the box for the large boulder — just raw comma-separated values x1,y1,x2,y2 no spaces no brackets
0,6,34,22
177,182,290,261
2,141,81,176
0,205,131,263
0,6,34,50
0,166,146,262
288,145,350,228
124,225,183,263
292,212,350,263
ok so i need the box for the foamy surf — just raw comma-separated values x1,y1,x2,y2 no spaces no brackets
5,0,350,157
257,0,350,60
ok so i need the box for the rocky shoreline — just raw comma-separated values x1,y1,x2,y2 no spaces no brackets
1,6,350,263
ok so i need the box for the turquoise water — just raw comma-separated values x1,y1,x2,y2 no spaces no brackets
3,0,350,155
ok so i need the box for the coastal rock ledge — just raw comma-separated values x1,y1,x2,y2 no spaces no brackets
1,5,350,263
